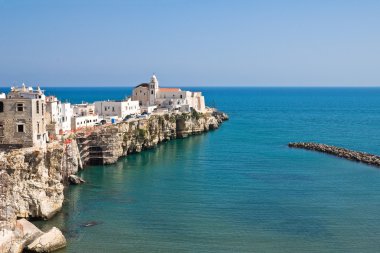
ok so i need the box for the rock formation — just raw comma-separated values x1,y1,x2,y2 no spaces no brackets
27,227,66,252
0,110,228,252
0,140,80,252
77,110,229,165
0,219,66,253
288,142,380,167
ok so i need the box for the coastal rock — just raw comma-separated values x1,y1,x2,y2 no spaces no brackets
16,218,44,245
68,174,85,185
0,229,18,253
27,227,66,252
0,141,81,226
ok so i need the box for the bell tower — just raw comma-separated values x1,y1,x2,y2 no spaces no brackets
149,74,159,106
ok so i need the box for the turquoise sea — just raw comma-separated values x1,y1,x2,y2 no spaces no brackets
35,87,380,253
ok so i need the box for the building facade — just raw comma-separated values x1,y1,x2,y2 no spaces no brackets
46,96,73,136
71,115,100,130
0,85,48,149
72,103,95,117
94,98,140,120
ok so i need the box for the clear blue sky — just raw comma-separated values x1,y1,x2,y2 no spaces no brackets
0,0,379,87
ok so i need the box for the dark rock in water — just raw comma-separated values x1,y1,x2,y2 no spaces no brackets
68,175,85,185
80,221,102,228
288,142,380,168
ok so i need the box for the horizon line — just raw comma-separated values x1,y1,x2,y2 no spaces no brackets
2,85,380,89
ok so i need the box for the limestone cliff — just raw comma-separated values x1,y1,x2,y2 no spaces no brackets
0,110,228,252
0,140,81,231
77,110,229,165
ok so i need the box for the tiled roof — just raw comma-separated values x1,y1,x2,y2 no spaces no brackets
159,88,181,92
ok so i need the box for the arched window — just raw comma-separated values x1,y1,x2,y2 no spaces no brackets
0,102,3,112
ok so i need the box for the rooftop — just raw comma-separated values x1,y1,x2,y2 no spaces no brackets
159,88,181,92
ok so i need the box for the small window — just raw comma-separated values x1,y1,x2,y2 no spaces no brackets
151,90,153,95
42,103,44,114
37,122,40,133
0,124,4,136
112,107,115,112
16,103,24,112
36,101,39,113
180,95,183,98
17,124,24,133
0,102,3,112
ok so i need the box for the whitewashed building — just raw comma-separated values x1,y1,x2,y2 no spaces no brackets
131,75,206,112
46,96,72,135
94,97,140,120
71,115,100,130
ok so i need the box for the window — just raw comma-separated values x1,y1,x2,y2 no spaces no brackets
0,124,4,136
37,122,40,134
180,95,183,98
105,107,107,111
17,124,24,133
0,102,3,112
16,103,24,112
36,101,39,113
151,90,153,95
112,107,115,112
42,103,44,114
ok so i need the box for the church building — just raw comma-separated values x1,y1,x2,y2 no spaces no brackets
131,75,206,112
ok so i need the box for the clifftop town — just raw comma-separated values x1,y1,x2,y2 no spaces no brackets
0,76,229,252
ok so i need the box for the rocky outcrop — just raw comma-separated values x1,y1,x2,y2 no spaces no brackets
0,140,81,238
1,110,227,252
68,174,85,185
77,110,229,165
27,227,66,252
0,219,66,253
288,142,380,167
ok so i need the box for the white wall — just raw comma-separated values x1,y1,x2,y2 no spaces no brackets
95,99,140,119
71,115,100,130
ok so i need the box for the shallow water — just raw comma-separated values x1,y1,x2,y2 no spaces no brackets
35,87,380,252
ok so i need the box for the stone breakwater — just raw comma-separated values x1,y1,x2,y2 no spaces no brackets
0,110,228,252
288,142,380,168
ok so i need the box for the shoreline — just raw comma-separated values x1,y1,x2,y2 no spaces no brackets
0,109,229,252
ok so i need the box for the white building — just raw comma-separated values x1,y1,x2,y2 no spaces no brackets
46,96,72,135
94,97,140,121
0,92,5,99
71,115,100,130
131,75,206,112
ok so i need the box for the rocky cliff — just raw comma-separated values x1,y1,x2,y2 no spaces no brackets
0,140,81,230
77,110,229,165
0,110,228,252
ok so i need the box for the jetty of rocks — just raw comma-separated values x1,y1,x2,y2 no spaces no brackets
288,142,380,168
